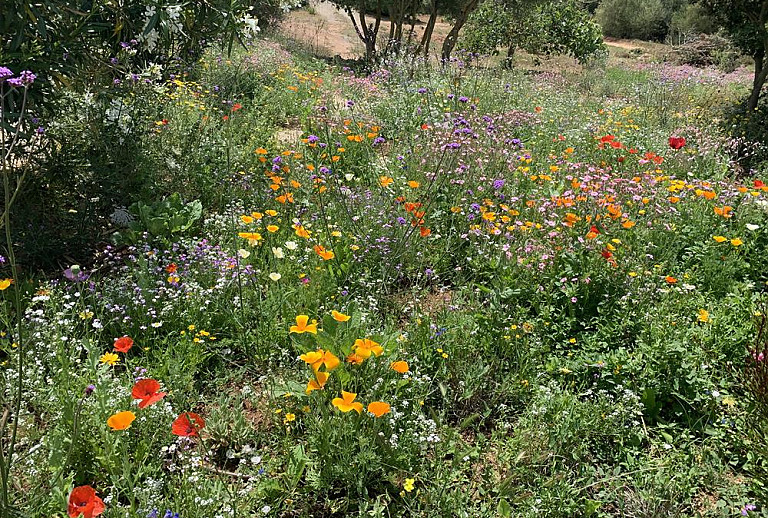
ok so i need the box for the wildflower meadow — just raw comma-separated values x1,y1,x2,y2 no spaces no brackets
1,2,768,517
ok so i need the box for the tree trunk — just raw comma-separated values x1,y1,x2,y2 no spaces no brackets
748,49,767,111
503,43,515,69
441,0,480,62
418,0,438,56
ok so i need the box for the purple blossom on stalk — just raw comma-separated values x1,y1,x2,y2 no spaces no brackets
7,70,36,87
417,87,427,94
84,384,96,396
493,179,505,190
0,67,13,80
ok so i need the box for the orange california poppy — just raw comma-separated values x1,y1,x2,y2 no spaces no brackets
107,411,136,431
367,401,391,417
391,361,409,373
332,391,363,413
354,338,383,359
305,371,330,394
68,485,106,518
331,310,351,322
172,412,205,437
290,315,318,334
131,379,166,409
313,245,335,261
300,349,340,372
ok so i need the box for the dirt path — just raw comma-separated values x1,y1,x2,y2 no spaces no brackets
280,0,453,59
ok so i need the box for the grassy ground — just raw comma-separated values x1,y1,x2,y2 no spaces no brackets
3,34,768,518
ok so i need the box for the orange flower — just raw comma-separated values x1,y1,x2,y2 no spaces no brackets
294,225,311,238
408,181,420,188
313,245,335,260
113,336,134,353
238,232,262,245
331,310,350,322
367,401,391,417
68,485,105,518
131,379,166,409
354,338,383,359
419,227,431,237
346,353,364,365
0,278,13,291
172,412,205,437
379,176,394,188
165,263,177,273
290,315,318,334
713,205,733,218
300,349,340,372
665,276,677,284
391,361,409,373
306,371,330,394
332,391,363,413
107,411,136,431
267,225,279,233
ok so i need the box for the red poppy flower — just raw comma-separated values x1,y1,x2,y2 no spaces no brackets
755,180,765,188
165,263,177,273
668,136,686,150
131,379,166,409
68,485,105,518
172,412,205,437
113,336,133,353
601,249,613,259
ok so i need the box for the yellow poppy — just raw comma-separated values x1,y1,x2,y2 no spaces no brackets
379,176,394,188
306,371,330,394
332,391,363,413
267,225,279,233
731,238,743,246
354,338,383,359
238,232,262,246
0,279,13,291
294,225,311,239
290,315,318,335
713,235,727,243
300,349,339,372
331,310,350,322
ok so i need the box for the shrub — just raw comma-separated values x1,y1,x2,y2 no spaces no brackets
595,0,668,41
672,33,739,70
